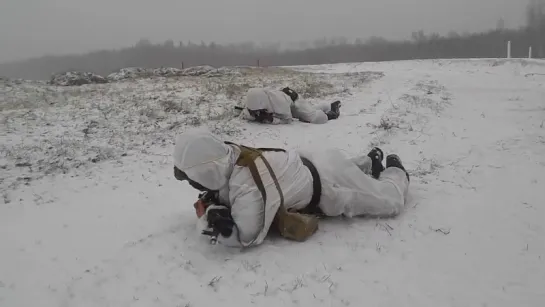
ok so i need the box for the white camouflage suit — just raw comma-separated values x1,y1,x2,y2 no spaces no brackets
241,88,332,124
173,130,410,248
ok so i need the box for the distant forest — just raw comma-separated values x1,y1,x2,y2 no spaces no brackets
1,0,544,80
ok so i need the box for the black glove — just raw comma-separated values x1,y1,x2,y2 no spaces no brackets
205,205,235,237
367,147,385,179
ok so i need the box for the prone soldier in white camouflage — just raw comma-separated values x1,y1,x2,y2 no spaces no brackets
173,130,410,248
239,87,341,125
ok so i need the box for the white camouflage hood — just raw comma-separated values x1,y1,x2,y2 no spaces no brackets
244,88,293,117
172,130,235,191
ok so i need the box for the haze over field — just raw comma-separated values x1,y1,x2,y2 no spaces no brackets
0,0,526,63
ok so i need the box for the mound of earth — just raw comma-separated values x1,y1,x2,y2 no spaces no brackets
107,67,154,81
48,71,108,86
180,65,216,76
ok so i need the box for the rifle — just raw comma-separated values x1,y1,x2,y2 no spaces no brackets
196,191,222,245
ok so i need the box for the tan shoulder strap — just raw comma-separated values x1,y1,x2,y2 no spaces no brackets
224,141,287,214
236,147,271,207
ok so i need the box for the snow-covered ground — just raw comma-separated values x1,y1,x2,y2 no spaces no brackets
1,58,544,307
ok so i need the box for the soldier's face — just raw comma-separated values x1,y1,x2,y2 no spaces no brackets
174,166,212,192
187,178,210,192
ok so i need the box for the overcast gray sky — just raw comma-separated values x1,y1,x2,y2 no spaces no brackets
0,0,526,63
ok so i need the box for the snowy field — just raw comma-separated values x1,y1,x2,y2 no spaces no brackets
1,58,544,307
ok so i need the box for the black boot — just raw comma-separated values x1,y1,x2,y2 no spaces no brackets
281,87,299,102
367,147,385,179
386,154,410,182
326,101,341,120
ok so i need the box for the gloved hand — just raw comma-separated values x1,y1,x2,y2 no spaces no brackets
195,191,219,218
194,198,207,218
205,205,235,237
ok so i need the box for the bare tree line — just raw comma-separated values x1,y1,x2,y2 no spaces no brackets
1,0,544,80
